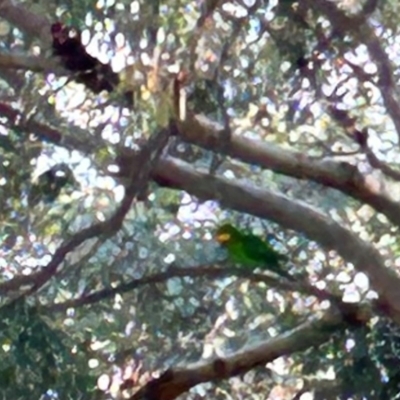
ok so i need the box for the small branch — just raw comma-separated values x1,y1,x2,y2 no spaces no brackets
128,310,344,400
33,125,170,293
324,102,400,182
48,265,374,334
304,0,400,145
46,265,332,312
0,52,61,73
0,125,172,298
365,148,400,182
0,102,100,154
363,31,400,141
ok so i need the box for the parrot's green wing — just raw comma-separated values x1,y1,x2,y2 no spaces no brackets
240,234,292,279
223,239,260,266
241,234,288,265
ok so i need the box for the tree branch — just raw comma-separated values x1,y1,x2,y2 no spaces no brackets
48,265,373,342
176,114,400,228
127,310,344,400
0,125,172,298
3,2,399,231
145,156,400,324
2,2,399,323
365,148,400,182
0,102,101,154
305,0,400,144
47,265,346,312
0,0,51,44
6,94,400,233
6,97,400,233
0,52,61,73
3,101,399,322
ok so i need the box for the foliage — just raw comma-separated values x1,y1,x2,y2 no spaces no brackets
0,0,400,399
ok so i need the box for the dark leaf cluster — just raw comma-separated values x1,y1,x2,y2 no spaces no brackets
50,22,132,105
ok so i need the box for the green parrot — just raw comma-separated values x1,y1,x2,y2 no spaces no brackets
215,223,293,280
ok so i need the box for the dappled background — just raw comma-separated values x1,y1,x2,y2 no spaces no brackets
0,0,400,399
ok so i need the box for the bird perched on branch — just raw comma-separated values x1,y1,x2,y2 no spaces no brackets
215,223,293,280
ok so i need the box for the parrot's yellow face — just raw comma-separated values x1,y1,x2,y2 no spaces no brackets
215,224,237,244
216,232,231,244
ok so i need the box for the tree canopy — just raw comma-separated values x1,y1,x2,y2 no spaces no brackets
1,0,400,399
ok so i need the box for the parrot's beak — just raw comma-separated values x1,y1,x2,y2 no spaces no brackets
216,233,230,243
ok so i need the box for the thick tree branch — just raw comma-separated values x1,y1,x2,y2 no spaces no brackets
2,1,398,322
0,0,50,44
177,114,400,228
128,310,344,400
3,101,399,321
3,103,397,321
3,2,399,231
144,156,400,324
5,97,400,232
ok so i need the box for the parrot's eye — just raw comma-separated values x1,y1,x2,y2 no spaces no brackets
216,233,230,243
